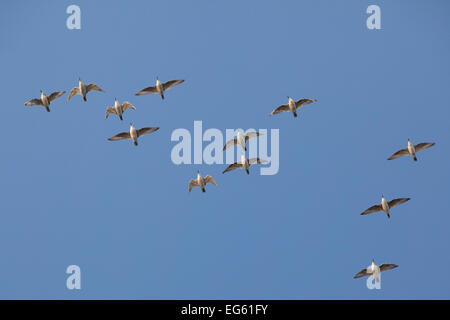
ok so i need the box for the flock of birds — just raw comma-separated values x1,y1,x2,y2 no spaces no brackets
24,76,436,287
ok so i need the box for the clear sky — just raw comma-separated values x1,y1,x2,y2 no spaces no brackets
0,0,449,299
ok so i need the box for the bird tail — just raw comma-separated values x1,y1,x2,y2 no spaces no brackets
134,140,138,146
45,106,50,112
293,112,297,118
83,96,87,102
202,188,206,193
119,115,123,121
160,92,165,100
413,156,417,161
246,169,250,175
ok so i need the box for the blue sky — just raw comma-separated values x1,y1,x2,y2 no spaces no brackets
0,0,449,299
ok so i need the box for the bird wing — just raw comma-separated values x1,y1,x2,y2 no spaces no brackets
108,132,131,141
24,98,43,106
361,204,383,215
135,86,158,95
269,104,289,116
248,158,268,166
245,132,262,142
379,264,398,273
121,102,136,112
105,107,117,119
188,179,200,192
295,98,317,109
388,198,410,209
163,79,184,91
67,87,80,101
222,163,243,174
204,175,217,186
414,142,435,152
387,148,409,160
223,138,238,151
86,83,104,93
353,268,370,279
47,91,66,102
137,127,159,137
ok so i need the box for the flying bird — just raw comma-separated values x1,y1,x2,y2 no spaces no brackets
188,171,217,193
135,77,184,100
223,155,267,175
223,131,262,151
388,139,435,162
108,124,159,146
24,90,66,112
354,260,398,283
68,78,104,102
105,99,136,121
269,97,317,118
361,195,410,219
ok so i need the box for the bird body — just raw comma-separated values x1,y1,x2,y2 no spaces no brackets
188,172,217,193
135,78,184,100
24,90,66,112
288,97,297,117
354,260,398,283
105,99,136,121
388,139,435,162
361,196,410,219
269,97,317,117
223,131,262,151
222,155,267,175
68,78,104,102
108,124,159,146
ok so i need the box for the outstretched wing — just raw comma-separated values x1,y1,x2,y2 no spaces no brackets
137,127,159,137
361,204,383,215
248,158,268,166
387,148,409,160
388,198,410,209
108,132,131,141
86,83,104,93
121,102,136,112
24,98,43,106
380,264,398,273
245,132,262,142
223,138,238,151
415,142,435,152
188,179,199,192
47,91,66,102
222,163,242,174
135,86,158,95
269,104,289,116
204,175,217,186
67,87,80,101
295,98,317,109
353,268,370,279
105,107,117,119
163,79,184,91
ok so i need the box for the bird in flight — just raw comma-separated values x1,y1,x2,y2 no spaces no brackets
68,78,104,102
105,99,136,121
135,78,184,100
361,195,410,219
354,260,398,283
24,90,66,112
388,139,435,162
223,131,262,151
188,171,217,193
223,155,267,175
108,124,159,146
269,97,317,118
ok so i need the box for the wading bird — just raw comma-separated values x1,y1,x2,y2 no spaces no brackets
188,171,217,193
135,78,184,100
68,78,104,102
223,155,267,175
354,260,398,283
105,99,136,121
108,124,159,146
388,139,435,162
24,90,66,112
223,131,262,151
269,97,317,118
361,196,410,219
